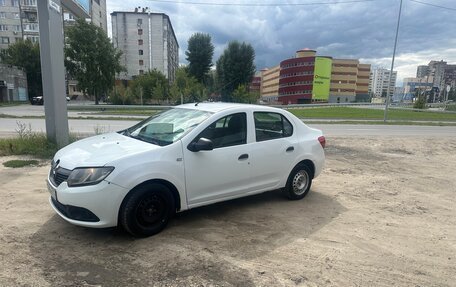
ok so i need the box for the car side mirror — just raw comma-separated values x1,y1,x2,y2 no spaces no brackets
188,137,214,152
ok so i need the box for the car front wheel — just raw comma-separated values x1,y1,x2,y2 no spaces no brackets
120,183,175,237
284,164,312,200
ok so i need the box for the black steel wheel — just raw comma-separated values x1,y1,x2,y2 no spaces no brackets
120,183,175,237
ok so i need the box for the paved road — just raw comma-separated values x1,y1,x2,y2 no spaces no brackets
1,117,456,137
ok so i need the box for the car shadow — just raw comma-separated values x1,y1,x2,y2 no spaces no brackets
29,188,346,286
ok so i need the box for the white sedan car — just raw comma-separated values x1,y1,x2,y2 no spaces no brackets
47,103,325,237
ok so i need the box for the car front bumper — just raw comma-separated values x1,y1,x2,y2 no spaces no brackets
47,175,129,228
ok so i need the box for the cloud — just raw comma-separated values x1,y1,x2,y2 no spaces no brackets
106,0,456,83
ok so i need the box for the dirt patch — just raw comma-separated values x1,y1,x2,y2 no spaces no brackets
0,136,455,286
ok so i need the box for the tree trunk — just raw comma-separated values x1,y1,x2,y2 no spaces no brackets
94,89,99,105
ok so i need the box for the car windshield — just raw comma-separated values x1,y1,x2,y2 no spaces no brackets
121,108,212,146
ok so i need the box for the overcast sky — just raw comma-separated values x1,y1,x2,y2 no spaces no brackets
106,0,456,86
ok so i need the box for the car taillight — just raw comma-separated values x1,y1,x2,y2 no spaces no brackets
318,136,326,148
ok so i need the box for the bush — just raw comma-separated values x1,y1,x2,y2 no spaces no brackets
108,85,136,105
413,95,426,109
0,122,58,159
0,134,57,159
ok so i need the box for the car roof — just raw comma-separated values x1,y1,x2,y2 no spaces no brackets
177,102,283,113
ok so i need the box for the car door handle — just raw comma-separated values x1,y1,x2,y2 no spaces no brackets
238,154,249,160
286,146,294,152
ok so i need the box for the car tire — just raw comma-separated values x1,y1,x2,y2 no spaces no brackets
120,183,175,237
284,164,312,200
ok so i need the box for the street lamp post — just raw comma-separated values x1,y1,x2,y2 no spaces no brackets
384,0,403,122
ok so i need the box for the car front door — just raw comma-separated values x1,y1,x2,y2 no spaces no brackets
183,112,252,207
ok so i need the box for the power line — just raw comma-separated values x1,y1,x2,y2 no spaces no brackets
146,0,379,7
409,0,456,11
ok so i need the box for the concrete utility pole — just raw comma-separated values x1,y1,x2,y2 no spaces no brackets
37,0,69,147
384,0,402,122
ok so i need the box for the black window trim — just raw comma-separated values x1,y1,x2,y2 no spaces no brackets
254,111,294,142
192,112,247,150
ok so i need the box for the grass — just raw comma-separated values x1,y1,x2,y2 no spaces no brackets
446,104,456,112
289,107,456,121
80,109,160,116
0,134,58,159
3,159,39,168
0,102,23,107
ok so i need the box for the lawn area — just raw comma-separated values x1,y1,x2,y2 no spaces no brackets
69,108,160,116
289,107,456,121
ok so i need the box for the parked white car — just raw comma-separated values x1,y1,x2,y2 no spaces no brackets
47,103,326,236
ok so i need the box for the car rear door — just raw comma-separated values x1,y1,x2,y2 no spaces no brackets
248,111,297,191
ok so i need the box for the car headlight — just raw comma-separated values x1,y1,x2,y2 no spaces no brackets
67,167,114,187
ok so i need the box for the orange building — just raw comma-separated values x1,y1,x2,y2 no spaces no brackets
330,59,371,103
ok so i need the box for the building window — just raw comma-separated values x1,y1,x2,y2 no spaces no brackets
14,12,19,19
139,60,144,66
138,39,143,45
13,25,20,32
0,0,6,6
137,19,142,25
24,35,39,43
0,12,5,18
1,37,10,44
138,29,143,35
23,23,39,31
11,0,19,7
138,49,143,55
139,70,144,75
21,0,36,5
15,37,21,42
0,25,8,31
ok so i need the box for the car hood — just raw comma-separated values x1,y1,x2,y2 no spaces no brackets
54,132,159,170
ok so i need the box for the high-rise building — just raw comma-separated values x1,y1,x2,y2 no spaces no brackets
0,0,39,50
0,0,107,50
368,68,397,97
416,65,429,78
111,10,179,82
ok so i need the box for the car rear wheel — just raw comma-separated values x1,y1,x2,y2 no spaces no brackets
120,183,175,237
284,164,312,200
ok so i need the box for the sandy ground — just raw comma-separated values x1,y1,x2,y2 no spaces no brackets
0,136,455,287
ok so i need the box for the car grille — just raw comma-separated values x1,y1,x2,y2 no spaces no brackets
49,161,71,187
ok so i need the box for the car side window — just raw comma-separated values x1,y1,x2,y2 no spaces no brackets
197,113,247,149
254,112,293,142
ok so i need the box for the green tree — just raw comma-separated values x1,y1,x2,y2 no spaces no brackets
169,67,206,104
449,87,456,101
0,40,42,100
216,41,256,102
413,89,426,109
130,70,170,104
65,19,124,104
232,84,259,104
185,33,214,84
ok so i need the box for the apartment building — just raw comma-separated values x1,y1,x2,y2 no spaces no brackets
111,10,179,82
0,0,107,50
368,68,397,98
